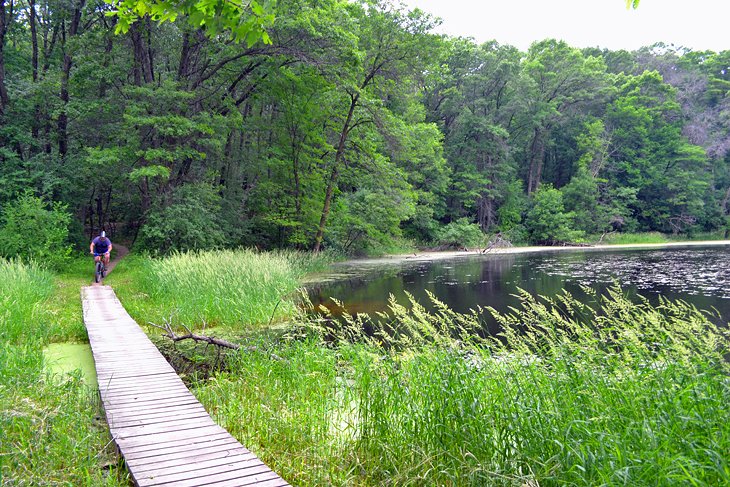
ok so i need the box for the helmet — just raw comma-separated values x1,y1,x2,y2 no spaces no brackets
101,231,106,238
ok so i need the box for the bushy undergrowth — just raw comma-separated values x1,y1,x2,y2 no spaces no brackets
193,288,730,486
0,258,128,485
111,249,335,328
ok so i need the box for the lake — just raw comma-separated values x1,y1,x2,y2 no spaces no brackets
308,244,730,328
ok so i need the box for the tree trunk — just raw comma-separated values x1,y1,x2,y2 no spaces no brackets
292,149,301,218
58,51,72,158
313,94,358,252
131,19,154,86
0,0,12,116
477,193,495,231
98,20,114,98
57,0,85,160
29,0,40,139
527,128,545,194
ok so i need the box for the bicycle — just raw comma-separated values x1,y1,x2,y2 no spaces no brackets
93,253,108,283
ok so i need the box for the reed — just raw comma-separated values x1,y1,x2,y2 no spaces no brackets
112,249,334,328
193,288,730,486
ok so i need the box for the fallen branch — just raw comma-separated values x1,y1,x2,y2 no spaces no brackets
149,322,240,349
148,321,285,361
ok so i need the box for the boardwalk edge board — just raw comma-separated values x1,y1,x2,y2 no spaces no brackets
82,285,290,487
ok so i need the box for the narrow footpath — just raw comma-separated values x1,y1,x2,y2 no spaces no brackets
82,248,289,486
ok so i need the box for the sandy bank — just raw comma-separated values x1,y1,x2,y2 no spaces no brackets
341,240,730,266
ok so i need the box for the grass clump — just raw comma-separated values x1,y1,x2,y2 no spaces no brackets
594,231,670,245
111,248,334,329
192,288,730,486
0,258,128,485
0,259,53,343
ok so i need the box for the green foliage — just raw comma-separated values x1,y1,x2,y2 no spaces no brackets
0,192,73,269
136,184,226,254
1,0,728,258
562,166,609,234
108,0,275,46
328,187,416,255
525,185,582,244
434,217,485,248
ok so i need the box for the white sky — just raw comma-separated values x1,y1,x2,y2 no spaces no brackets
400,0,728,53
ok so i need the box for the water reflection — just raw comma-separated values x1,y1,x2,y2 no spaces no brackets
308,246,730,326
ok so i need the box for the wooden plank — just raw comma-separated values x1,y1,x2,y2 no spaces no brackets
96,367,175,384
139,462,274,487
204,479,290,487
119,432,235,458
114,424,228,447
97,372,179,386
132,452,260,477
104,398,203,415
100,379,184,392
101,383,186,398
102,392,197,409
109,410,211,429
123,437,245,463
111,417,216,436
105,403,207,422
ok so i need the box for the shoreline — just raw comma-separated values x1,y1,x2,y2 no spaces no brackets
338,239,730,266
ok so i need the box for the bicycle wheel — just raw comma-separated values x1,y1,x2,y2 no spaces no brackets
95,262,102,283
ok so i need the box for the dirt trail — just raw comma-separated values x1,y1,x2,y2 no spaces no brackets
90,243,129,286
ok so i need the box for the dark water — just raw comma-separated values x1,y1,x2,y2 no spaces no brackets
307,246,730,326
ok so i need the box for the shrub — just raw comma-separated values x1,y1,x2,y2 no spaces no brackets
0,192,72,269
525,185,582,244
434,218,485,249
136,184,225,254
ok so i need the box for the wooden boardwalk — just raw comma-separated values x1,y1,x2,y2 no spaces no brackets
82,286,289,487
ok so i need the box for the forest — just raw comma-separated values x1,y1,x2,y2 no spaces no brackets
1,0,729,258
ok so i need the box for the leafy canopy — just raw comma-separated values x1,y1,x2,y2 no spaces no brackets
106,0,275,46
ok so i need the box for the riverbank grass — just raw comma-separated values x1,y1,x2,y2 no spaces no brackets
110,249,334,329
192,289,730,486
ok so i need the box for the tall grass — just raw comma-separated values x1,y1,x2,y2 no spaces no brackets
112,249,334,328
0,258,128,485
193,288,730,485
0,258,53,343
594,231,670,245
593,230,728,245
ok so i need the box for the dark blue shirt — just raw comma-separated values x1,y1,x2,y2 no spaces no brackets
92,236,111,254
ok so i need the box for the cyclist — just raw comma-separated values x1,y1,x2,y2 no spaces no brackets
90,231,113,268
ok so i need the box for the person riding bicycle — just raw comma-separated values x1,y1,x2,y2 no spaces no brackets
90,231,113,267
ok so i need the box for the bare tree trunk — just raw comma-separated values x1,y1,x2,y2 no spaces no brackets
527,128,545,194
0,0,13,116
98,19,114,98
477,193,495,231
57,0,85,160
29,0,40,139
313,94,358,252
293,149,301,218
131,19,154,85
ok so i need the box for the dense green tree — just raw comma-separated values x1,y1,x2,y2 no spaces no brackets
525,185,582,244
0,0,727,254
0,192,72,267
